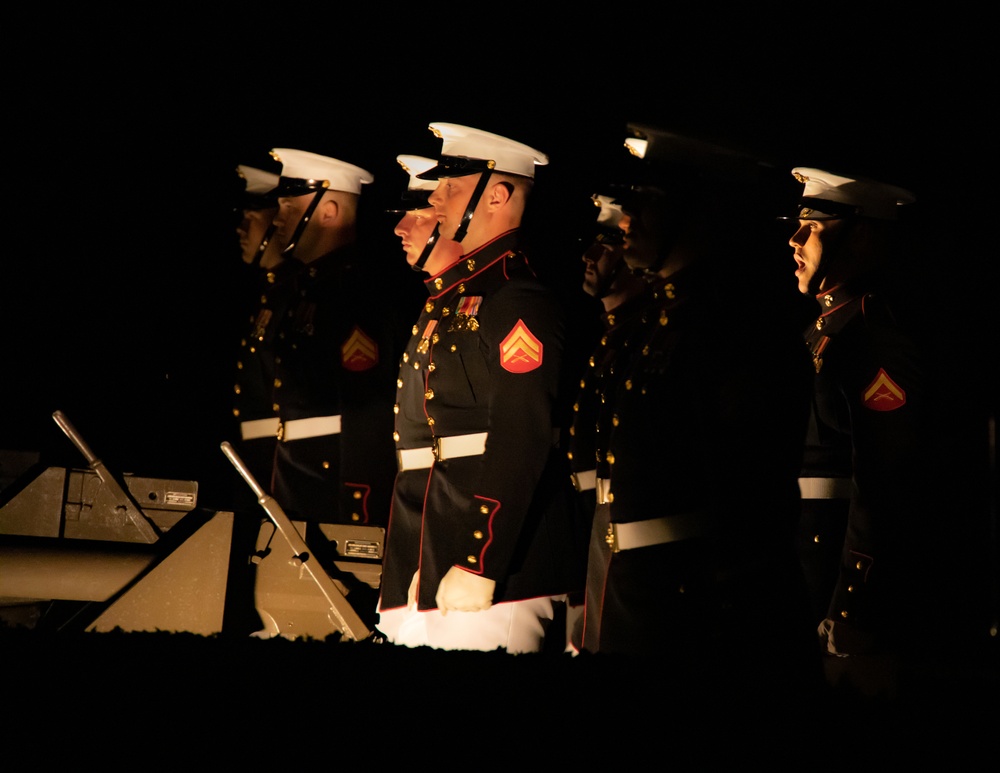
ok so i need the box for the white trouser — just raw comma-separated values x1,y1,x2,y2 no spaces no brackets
376,596,565,654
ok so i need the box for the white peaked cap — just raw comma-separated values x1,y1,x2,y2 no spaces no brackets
237,165,279,195
790,167,916,220
270,148,374,194
396,155,438,192
422,122,549,178
592,193,624,229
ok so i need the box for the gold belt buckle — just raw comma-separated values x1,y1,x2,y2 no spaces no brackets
432,436,444,462
276,421,285,442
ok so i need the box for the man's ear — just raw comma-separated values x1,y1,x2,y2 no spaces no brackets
318,196,340,225
487,180,513,210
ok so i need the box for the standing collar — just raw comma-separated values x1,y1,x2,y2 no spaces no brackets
423,230,520,298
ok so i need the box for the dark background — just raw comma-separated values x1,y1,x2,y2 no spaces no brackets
3,11,995,499
1,10,997,757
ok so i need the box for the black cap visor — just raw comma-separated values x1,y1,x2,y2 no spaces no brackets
416,155,496,180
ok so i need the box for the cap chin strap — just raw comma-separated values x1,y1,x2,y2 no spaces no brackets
283,189,326,258
452,171,493,244
413,223,440,272
251,221,277,270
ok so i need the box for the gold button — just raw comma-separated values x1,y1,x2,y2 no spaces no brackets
473,530,483,539
234,385,241,395
823,294,834,307
589,356,596,367
840,610,848,619
428,363,436,371
393,404,399,414
322,461,330,469
232,408,240,417
425,301,435,312
608,492,614,503
856,561,863,570
412,325,419,335
813,535,820,543
612,415,619,426
466,259,476,271
425,389,435,400
274,378,282,388
272,403,279,411
397,378,404,388
351,513,360,522
403,353,409,363
480,505,489,514
625,379,633,390
466,555,477,564
573,402,580,412
393,431,400,441
413,361,420,370
431,333,440,344
236,361,244,370
427,417,435,426
442,307,451,316
353,491,362,499
606,452,615,465
434,279,443,290
847,584,854,593
458,283,466,293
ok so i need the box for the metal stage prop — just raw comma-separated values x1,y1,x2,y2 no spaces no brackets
0,411,383,642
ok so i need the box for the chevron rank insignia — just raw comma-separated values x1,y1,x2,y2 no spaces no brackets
341,326,379,371
862,368,906,411
500,319,542,373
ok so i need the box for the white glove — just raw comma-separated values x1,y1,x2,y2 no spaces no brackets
407,570,419,610
435,566,496,615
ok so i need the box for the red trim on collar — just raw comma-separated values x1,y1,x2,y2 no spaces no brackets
425,230,519,299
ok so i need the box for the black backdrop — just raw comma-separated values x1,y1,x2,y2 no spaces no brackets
3,10,995,505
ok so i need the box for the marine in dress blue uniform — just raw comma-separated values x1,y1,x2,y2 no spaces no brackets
781,168,995,674
578,126,818,685
230,163,302,508
376,125,586,653
265,149,399,529
566,191,648,651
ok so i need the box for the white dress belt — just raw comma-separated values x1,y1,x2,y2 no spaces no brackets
240,415,342,442
605,512,714,553
798,476,852,500
241,417,281,441
397,432,489,471
571,469,597,492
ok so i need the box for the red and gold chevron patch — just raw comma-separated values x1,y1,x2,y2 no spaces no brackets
341,326,379,371
500,319,542,373
862,368,906,411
